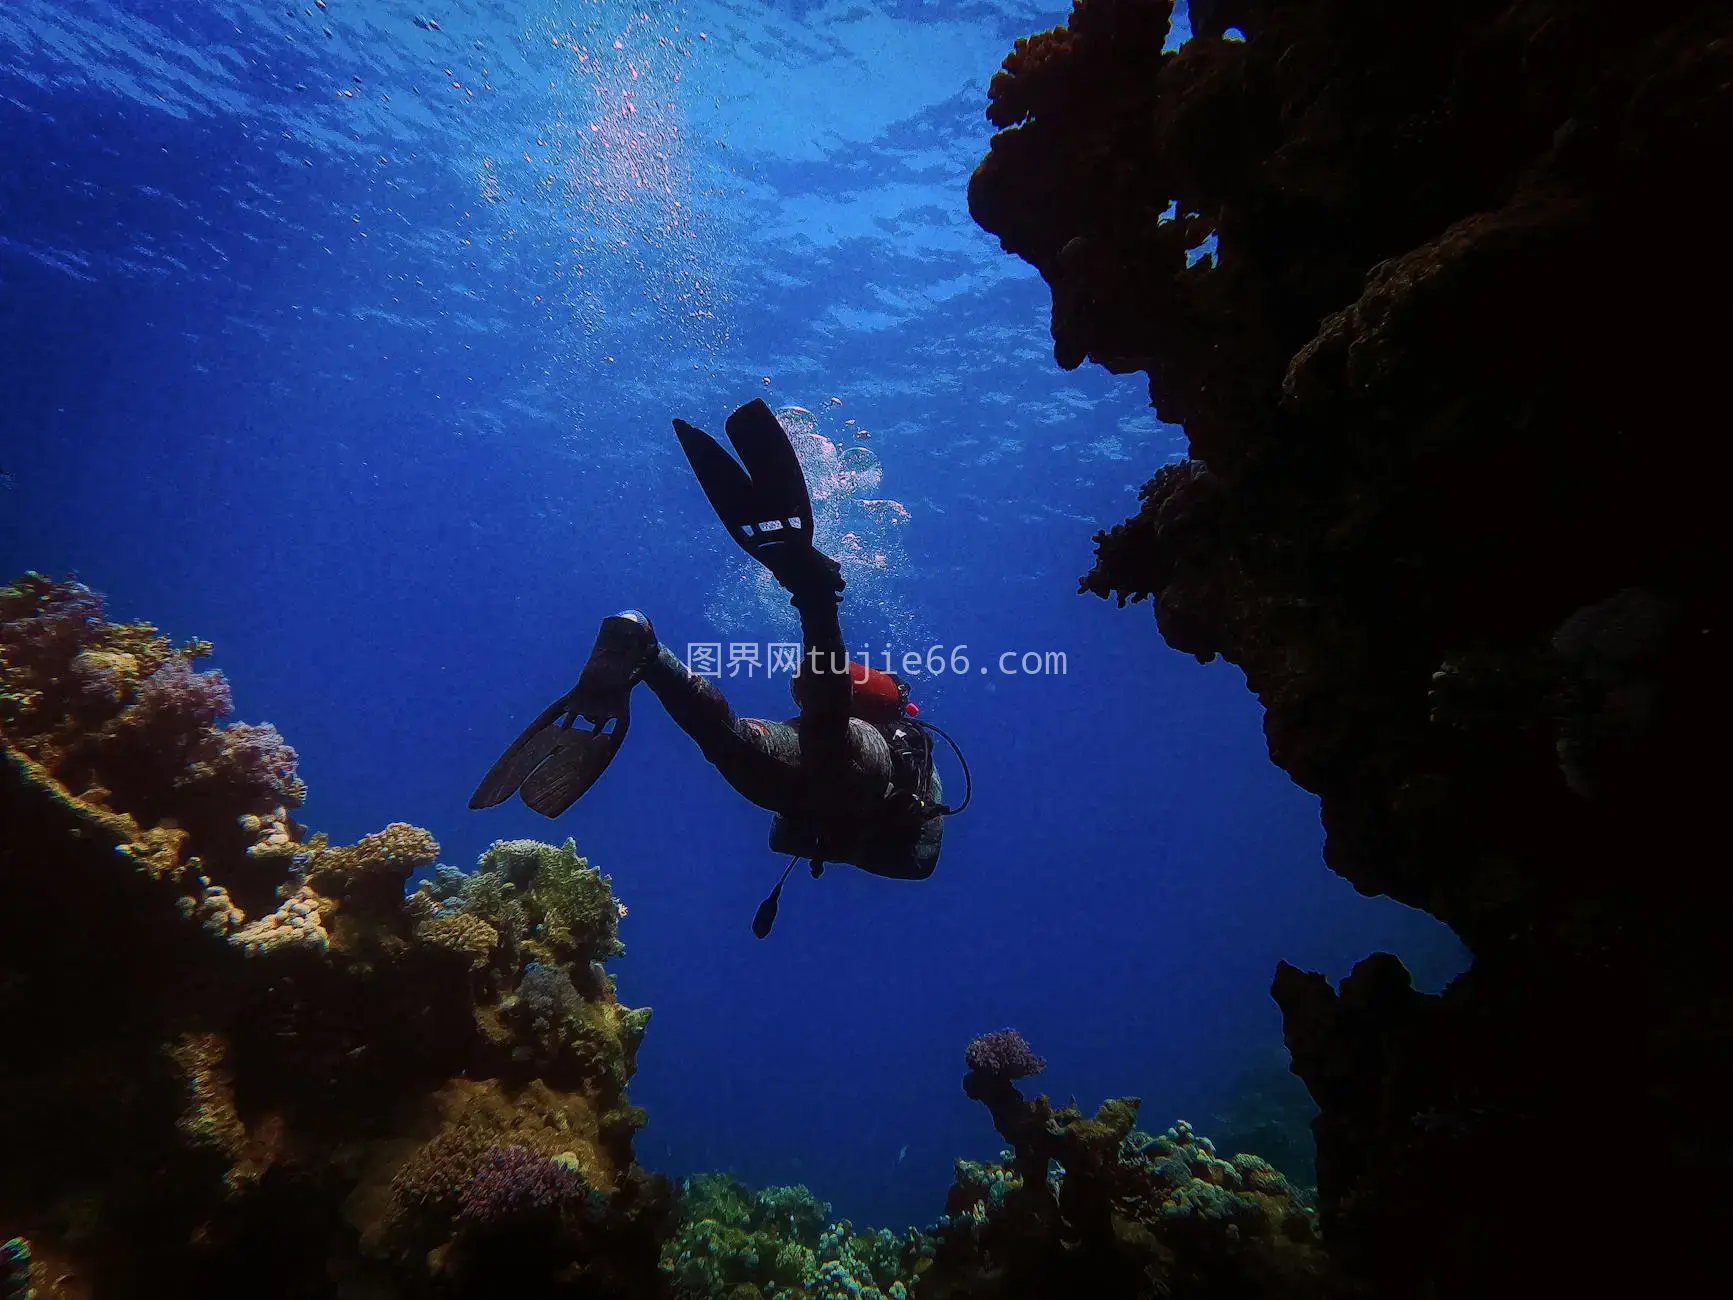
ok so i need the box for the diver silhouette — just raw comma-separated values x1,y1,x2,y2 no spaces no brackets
470,399,968,935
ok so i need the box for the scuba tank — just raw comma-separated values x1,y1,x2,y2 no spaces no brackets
753,684,972,937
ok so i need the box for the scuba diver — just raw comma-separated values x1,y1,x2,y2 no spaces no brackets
469,398,967,935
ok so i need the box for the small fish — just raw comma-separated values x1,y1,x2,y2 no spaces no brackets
0,465,13,489
828,396,843,405
896,1143,909,1166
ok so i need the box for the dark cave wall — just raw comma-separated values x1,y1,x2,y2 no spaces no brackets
969,1,1731,1293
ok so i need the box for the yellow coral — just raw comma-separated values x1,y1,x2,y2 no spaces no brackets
307,822,439,885
242,805,301,862
4,745,190,880
166,1033,282,1193
416,912,500,969
70,647,141,701
95,618,176,677
231,884,332,956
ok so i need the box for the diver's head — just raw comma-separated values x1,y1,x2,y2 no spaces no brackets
789,659,914,722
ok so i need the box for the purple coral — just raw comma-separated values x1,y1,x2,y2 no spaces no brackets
517,963,582,1037
457,1145,584,1226
0,575,104,664
131,658,235,732
212,721,305,808
965,1029,1046,1081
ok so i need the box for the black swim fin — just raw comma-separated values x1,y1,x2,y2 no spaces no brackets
470,612,651,817
674,399,814,562
468,697,629,817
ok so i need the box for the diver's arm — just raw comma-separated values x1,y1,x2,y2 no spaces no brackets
793,587,851,759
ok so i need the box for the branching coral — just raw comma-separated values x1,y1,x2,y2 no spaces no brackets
382,1080,671,1291
2,574,303,829
456,1144,589,1227
390,1123,502,1235
429,860,529,947
0,572,111,734
965,1028,1047,1081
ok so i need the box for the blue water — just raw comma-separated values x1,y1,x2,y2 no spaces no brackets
0,0,1464,1229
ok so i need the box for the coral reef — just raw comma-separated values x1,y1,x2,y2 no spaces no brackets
660,1174,927,1300
962,1029,1045,1081
921,1036,1331,1299
410,840,649,1109
0,575,666,1298
475,836,627,966
970,1,1731,1293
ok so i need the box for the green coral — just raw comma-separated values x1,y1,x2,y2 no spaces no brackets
432,861,528,944
945,1157,1021,1220
929,1100,1324,1294
677,1172,754,1229
756,1182,830,1242
474,837,560,888
813,1220,923,1295
661,1175,921,1300
416,911,500,969
561,996,648,1089
475,838,624,965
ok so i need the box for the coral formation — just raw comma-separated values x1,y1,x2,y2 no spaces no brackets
962,1029,1045,1082
455,1144,590,1226
409,840,649,1106
475,836,628,965
970,0,1731,1293
0,576,665,1297
923,1036,1330,1298
660,1174,928,1300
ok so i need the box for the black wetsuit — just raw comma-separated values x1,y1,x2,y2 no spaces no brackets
638,591,941,879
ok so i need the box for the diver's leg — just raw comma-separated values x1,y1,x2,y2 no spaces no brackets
638,644,803,811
